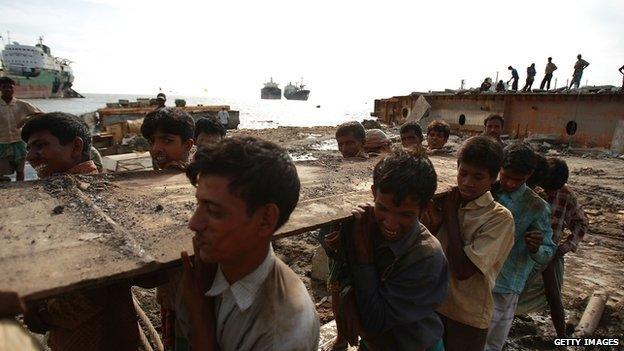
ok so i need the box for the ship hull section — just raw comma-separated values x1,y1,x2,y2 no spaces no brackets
284,90,310,101
261,87,282,99
2,69,74,99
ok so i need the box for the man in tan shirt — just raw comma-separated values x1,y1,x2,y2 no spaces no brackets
0,77,41,181
431,136,515,351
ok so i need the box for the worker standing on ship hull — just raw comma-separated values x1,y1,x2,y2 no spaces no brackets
0,76,42,181
569,54,589,89
217,107,230,130
507,66,519,91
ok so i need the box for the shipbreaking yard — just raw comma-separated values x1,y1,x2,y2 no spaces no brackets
2,121,624,349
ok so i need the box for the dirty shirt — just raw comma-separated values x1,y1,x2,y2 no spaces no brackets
527,66,536,78
545,185,588,253
492,184,556,294
545,62,558,74
179,246,320,351
0,97,41,143
350,222,448,350
436,191,515,329
573,59,589,75
511,69,519,80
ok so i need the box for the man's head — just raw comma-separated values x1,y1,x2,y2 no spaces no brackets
531,63,535,67
426,120,450,150
0,77,15,101
456,135,504,202
372,148,437,242
526,152,548,189
364,129,391,155
156,92,166,104
335,121,366,158
508,66,513,70
141,107,194,169
400,122,423,149
548,57,552,62
577,54,582,59
541,157,569,192
499,142,536,193
21,112,92,178
194,117,226,150
484,114,504,139
186,137,300,265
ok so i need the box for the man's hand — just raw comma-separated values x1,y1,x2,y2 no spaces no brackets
524,231,544,253
180,236,217,316
555,241,573,258
352,203,375,264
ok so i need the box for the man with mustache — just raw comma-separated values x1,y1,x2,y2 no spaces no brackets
178,136,320,351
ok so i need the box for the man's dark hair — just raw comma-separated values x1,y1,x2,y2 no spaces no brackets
0,77,15,85
141,107,194,141
21,112,92,161
484,114,505,128
541,157,569,191
335,121,365,142
527,152,548,188
187,136,300,230
548,57,552,61
400,121,423,139
194,116,226,139
457,135,504,178
502,142,536,175
373,148,437,207
508,66,513,70
426,120,450,139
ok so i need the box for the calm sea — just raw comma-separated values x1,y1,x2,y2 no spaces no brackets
25,93,373,129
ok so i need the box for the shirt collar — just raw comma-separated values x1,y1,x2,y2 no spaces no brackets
0,97,16,106
205,245,275,311
461,191,494,210
507,183,528,201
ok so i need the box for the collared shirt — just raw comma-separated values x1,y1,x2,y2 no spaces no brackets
436,191,515,329
546,185,588,253
350,222,448,350
179,246,319,351
545,62,558,74
493,184,556,294
0,98,41,143
574,59,589,74
217,110,229,125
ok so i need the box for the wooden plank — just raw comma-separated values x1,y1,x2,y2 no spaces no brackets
0,158,456,301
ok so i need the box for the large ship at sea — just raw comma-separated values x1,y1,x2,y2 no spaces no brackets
260,77,281,99
0,36,81,98
283,79,310,101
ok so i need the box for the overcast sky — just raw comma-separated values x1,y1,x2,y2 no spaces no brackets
1,0,623,102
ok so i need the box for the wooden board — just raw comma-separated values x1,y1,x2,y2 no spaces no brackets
0,157,456,301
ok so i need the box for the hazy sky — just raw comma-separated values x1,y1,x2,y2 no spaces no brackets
2,0,623,102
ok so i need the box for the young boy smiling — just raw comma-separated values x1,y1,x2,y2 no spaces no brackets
327,148,449,351
433,136,514,351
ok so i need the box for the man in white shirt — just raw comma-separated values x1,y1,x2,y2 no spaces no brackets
217,107,229,130
0,77,42,181
178,136,320,351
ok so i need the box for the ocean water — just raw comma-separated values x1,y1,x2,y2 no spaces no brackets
25,93,373,129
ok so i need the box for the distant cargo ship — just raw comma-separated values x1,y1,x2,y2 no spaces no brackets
284,79,310,101
0,36,81,98
261,77,281,99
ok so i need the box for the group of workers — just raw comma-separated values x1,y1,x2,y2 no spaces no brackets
480,54,601,92
0,72,588,351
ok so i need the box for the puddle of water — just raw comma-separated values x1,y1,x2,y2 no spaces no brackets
290,153,318,161
311,139,338,151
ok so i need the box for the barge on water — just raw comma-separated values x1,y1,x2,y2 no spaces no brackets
372,89,624,151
